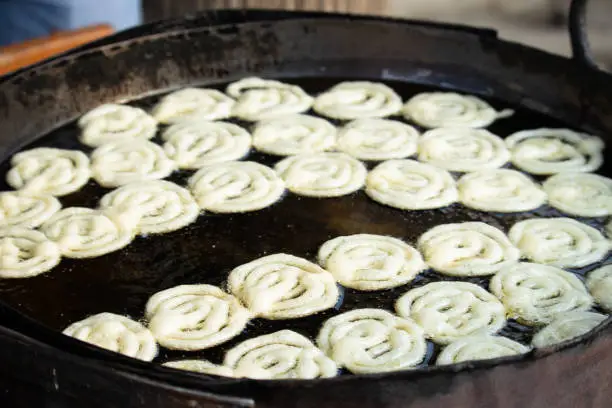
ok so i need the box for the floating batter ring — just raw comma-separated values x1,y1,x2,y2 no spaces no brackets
275,153,367,198
417,127,510,172
6,148,91,197
0,227,61,279
227,77,313,121
531,311,608,348
508,218,612,268
228,253,339,320
543,173,612,217
162,120,251,169
78,103,157,147
395,281,506,344
188,161,285,213
490,262,593,325
313,81,402,120
224,330,338,379
436,335,530,365
91,140,175,187
151,88,235,123
402,92,513,128
505,128,605,175
145,284,251,350
99,180,200,235
317,234,426,291
252,114,337,156
0,192,61,228
316,308,428,373
336,119,419,161
417,222,520,276
41,207,135,258
365,159,458,210
63,312,158,361
457,169,546,213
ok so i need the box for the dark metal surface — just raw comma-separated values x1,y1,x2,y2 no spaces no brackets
569,0,599,70
0,324,254,408
0,1,611,407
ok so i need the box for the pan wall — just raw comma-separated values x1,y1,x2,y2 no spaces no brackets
141,0,612,69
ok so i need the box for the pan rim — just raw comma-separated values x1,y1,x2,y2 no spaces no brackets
0,14,611,390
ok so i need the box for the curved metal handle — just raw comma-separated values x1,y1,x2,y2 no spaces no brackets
569,0,599,70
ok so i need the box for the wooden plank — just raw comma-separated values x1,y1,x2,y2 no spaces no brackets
0,24,114,76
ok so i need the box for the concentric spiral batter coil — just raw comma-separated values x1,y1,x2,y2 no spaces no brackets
227,253,340,320
63,312,158,361
275,152,367,198
402,92,513,128
365,159,458,210
252,114,337,156
41,207,136,258
417,127,510,172
531,311,608,348
417,222,520,277
313,81,403,120
145,284,251,350
336,118,419,161
508,218,612,268
316,308,428,374
395,281,507,344
227,77,313,121
317,234,426,291
224,330,338,379
0,192,61,229
78,103,157,147
505,128,604,175
90,139,175,187
151,88,235,123
6,148,91,197
490,262,593,326
543,172,612,217
162,120,252,170
457,169,546,213
0,227,60,278
99,180,200,235
586,264,612,312
436,335,531,365
188,161,285,213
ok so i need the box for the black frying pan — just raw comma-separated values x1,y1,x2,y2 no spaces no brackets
0,1,611,407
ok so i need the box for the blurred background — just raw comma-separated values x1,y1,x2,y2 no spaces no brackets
1,0,611,74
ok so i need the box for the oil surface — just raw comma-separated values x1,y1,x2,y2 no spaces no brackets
0,78,610,369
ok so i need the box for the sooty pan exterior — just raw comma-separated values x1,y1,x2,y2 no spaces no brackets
0,318,610,408
0,4,611,408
